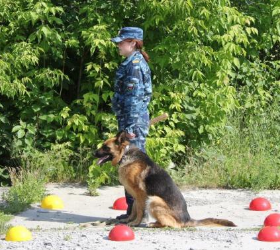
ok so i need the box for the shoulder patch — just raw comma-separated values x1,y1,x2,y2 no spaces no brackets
132,59,140,64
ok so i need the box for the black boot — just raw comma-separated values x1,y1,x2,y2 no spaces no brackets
116,190,134,220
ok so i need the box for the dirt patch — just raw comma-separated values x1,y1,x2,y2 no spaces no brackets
1,184,280,250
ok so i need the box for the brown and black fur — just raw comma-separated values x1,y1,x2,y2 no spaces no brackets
95,131,236,228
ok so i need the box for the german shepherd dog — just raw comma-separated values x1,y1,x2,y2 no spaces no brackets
95,131,236,228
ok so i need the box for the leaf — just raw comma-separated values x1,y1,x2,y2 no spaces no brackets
46,114,56,123
24,138,33,146
12,125,22,133
233,58,240,68
198,126,204,134
17,130,26,139
272,7,280,16
32,105,41,112
41,26,52,38
30,12,39,25
102,92,109,102
56,130,64,140
0,115,7,123
39,115,48,121
27,125,36,135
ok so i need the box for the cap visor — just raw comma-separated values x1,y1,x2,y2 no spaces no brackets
111,37,123,43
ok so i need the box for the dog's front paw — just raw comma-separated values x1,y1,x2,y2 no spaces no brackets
128,220,141,227
118,218,129,224
146,222,156,228
147,222,163,228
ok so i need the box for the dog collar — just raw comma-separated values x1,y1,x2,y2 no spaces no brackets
119,145,130,165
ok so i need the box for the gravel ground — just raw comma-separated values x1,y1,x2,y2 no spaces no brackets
1,227,279,250
1,184,280,250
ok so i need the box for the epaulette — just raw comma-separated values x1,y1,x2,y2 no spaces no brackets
132,58,140,64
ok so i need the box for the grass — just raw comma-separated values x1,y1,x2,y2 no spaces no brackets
0,212,13,235
64,234,72,241
0,166,47,235
171,109,280,191
1,167,46,214
0,142,94,234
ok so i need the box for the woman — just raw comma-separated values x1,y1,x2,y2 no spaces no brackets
111,27,152,220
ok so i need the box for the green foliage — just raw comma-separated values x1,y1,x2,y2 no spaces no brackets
0,0,279,190
11,142,93,183
172,105,280,190
18,143,75,182
2,167,46,214
142,0,253,145
87,162,119,196
0,168,9,186
0,212,12,235
146,125,186,167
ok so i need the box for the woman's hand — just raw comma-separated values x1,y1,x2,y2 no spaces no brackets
126,132,136,139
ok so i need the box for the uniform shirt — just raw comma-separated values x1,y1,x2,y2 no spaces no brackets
112,50,152,134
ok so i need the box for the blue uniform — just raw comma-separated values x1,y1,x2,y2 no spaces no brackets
112,50,152,152
111,27,152,218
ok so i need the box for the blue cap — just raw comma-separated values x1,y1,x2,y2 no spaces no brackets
111,27,143,43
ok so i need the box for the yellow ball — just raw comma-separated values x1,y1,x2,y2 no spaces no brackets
41,195,64,210
5,226,32,241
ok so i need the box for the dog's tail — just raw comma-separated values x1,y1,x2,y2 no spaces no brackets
184,218,236,227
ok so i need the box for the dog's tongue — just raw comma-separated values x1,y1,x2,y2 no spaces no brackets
97,155,109,165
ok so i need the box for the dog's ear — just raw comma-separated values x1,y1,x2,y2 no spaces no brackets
116,130,129,145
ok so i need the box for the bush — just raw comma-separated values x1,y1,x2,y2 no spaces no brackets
87,162,119,196
2,167,46,214
172,105,280,190
0,0,279,192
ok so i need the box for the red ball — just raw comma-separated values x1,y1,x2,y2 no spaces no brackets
113,197,128,210
108,225,135,241
258,226,280,242
249,197,271,211
264,213,280,227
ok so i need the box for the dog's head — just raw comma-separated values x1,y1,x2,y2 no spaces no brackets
95,131,130,166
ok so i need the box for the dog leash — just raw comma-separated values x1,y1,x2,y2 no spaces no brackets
149,113,168,126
